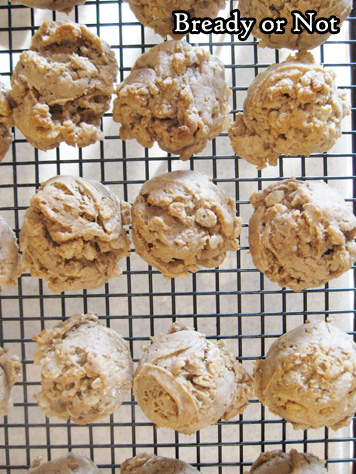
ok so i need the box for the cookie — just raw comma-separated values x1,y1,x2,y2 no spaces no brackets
10,20,118,150
133,323,253,435
239,0,352,51
248,178,356,291
228,52,349,169
131,170,241,278
113,40,230,161
253,319,356,430
28,453,102,473
33,313,134,425
245,450,327,474
127,0,227,39
0,81,15,162
121,453,199,474
0,215,23,287
0,346,21,416
20,175,131,292
10,0,85,14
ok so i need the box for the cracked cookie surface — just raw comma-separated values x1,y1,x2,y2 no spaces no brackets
113,40,230,161
0,215,23,287
245,449,327,474
248,178,356,292
20,175,131,292
239,0,352,50
33,313,134,425
11,20,118,150
0,82,14,162
121,453,199,474
228,52,349,169
253,319,356,430
131,170,241,278
0,346,21,416
28,452,102,473
133,323,253,434
127,0,227,39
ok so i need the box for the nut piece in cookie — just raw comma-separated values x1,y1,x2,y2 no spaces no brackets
33,313,134,425
253,319,356,431
228,52,349,169
131,170,241,278
239,0,352,51
113,40,231,161
20,175,131,292
11,20,118,150
0,215,23,287
133,323,253,434
0,346,21,416
248,178,356,291
127,0,227,39
27,452,102,473
0,81,15,162
10,0,85,14
244,449,327,474
121,453,199,474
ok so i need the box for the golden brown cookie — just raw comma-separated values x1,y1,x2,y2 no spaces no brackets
253,319,356,430
0,215,23,287
133,323,253,434
228,52,349,169
33,313,134,425
121,453,199,474
20,175,131,292
245,449,327,474
27,453,102,473
127,0,227,39
239,0,352,51
248,178,356,291
0,346,21,416
113,40,231,161
0,81,15,162
11,20,118,150
10,0,85,13
131,170,241,278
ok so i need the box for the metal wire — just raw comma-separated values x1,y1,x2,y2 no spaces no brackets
0,1,355,473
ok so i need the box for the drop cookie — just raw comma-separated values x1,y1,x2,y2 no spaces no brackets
11,20,118,150
113,40,230,161
20,175,131,292
33,313,134,425
248,178,356,291
228,52,349,168
131,170,241,278
133,323,253,434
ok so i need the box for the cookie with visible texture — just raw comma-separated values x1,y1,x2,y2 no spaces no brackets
33,313,134,425
127,0,227,39
0,215,23,287
131,170,241,278
248,178,356,291
121,453,199,474
133,323,253,434
20,175,131,292
253,319,356,430
0,347,21,416
245,449,327,474
0,82,14,162
239,0,352,51
113,40,230,161
228,52,349,169
27,452,102,473
10,0,85,14
11,20,118,150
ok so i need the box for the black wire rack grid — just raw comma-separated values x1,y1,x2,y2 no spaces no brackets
0,1,355,473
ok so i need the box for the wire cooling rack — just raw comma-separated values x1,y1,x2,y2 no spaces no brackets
0,1,355,473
